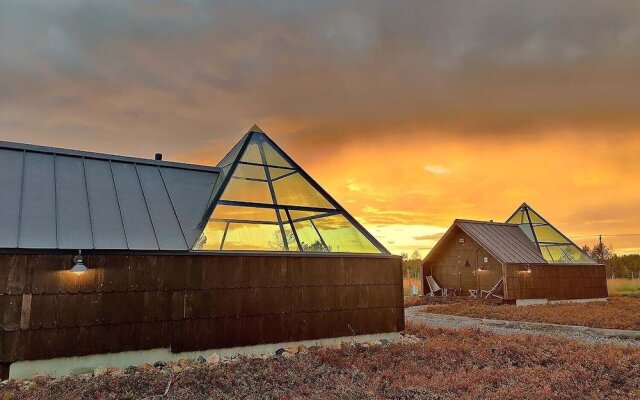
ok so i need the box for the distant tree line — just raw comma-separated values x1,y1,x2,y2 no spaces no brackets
401,250,422,279
583,242,640,279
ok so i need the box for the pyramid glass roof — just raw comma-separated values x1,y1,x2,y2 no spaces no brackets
506,203,596,264
193,127,387,254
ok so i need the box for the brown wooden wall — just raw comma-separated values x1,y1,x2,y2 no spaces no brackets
0,253,403,364
504,264,608,300
423,228,503,295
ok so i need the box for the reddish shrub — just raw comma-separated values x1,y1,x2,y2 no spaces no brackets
2,322,639,399
421,296,640,330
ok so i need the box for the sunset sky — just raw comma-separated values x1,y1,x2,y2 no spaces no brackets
1,1,639,256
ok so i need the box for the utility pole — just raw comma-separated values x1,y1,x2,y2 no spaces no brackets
598,235,603,264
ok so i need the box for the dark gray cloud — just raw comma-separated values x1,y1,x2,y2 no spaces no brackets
0,0,639,159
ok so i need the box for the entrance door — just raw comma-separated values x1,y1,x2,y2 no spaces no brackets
459,258,477,293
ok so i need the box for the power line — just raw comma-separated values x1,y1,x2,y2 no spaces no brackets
572,233,640,239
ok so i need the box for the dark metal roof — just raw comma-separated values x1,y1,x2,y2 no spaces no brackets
424,219,548,265
0,141,221,251
456,220,547,264
456,220,548,264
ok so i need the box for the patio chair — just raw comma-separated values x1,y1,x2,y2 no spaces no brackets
425,276,447,297
481,278,504,299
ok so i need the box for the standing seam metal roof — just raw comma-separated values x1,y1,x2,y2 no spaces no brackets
0,141,221,251
456,220,548,264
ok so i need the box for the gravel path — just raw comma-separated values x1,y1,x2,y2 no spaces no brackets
405,306,640,346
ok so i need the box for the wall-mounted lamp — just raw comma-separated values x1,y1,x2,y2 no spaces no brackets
70,250,88,274
476,267,485,273
526,266,532,274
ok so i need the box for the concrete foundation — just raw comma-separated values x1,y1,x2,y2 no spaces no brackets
516,297,608,306
9,331,401,380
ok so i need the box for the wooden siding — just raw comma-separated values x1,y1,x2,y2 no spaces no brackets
0,253,403,364
423,227,608,300
504,264,608,300
424,228,503,295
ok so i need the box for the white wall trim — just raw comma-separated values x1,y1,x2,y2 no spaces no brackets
516,297,608,306
9,332,401,380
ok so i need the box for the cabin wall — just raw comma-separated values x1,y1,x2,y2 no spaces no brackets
0,253,403,366
423,229,503,295
504,263,608,300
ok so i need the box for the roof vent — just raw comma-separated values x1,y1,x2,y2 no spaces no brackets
155,153,163,161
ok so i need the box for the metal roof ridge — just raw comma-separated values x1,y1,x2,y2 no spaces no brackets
0,140,221,173
455,218,519,227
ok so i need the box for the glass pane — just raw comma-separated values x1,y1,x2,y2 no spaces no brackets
222,223,285,251
234,164,267,180
533,225,570,244
540,246,554,262
279,209,289,222
517,224,535,242
269,167,294,179
197,221,227,250
273,173,334,209
507,211,524,225
212,205,278,222
240,141,263,164
545,245,573,263
262,141,293,168
221,178,273,204
293,220,328,252
288,210,329,221
558,245,595,264
283,223,300,251
527,209,546,224
312,214,380,253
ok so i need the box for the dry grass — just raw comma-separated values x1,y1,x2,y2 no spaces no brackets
404,295,430,308
421,296,640,331
608,278,640,297
2,322,638,399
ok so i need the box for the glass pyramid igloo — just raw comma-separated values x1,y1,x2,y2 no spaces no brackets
506,203,596,264
194,126,387,254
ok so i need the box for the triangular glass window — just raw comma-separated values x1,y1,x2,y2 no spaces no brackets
233,164,267,180
506,204,596,264
269,167,295,180
239,141,263,164
220,179,273,204
195,128,386,254
262,141,293,168
506,210,525,225
311,214,379,253
272,173,334,209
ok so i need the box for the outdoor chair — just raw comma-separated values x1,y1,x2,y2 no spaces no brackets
481,278,504,299
425,276,447,297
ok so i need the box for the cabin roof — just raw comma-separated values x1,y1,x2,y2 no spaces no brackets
424,219,548,265
0,140,221,251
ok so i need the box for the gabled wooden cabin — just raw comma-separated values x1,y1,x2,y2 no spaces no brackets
422,205,608,304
